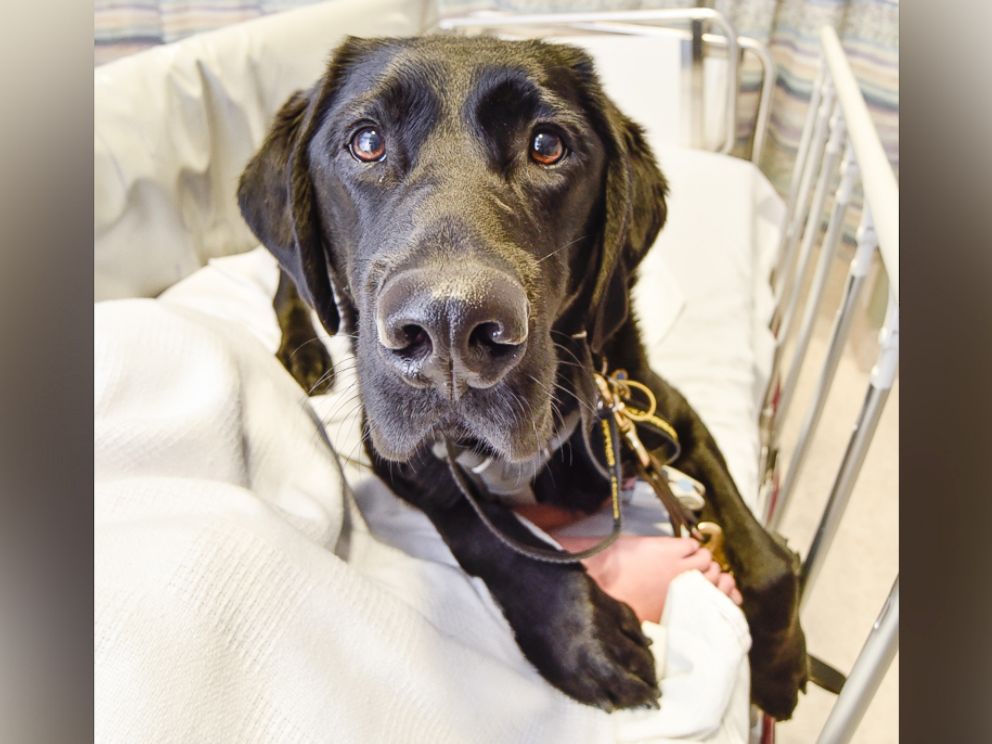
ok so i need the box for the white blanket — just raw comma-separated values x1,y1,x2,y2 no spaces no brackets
95,251,752,743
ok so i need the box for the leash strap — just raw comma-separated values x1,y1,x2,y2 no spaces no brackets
444,414,623,565
595,369,731,570
444,362,730,570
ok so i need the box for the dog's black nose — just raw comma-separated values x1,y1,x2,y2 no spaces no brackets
376,267,529,396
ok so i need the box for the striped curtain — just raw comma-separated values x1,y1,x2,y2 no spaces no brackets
94,0,898,196
94,0,320,64
718,0,898,195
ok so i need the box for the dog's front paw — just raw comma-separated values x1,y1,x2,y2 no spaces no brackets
750,623,807,721
738,539,808,720
276,333,334,394
514,573,659,711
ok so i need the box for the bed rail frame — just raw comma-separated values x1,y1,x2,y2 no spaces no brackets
759,25,898,744
442,12,897,744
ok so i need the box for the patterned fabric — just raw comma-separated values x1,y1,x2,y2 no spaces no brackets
94,0,321,65
94,0,898,196
720,0,899,191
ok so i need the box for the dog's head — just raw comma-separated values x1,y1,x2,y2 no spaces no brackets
239,36,667,463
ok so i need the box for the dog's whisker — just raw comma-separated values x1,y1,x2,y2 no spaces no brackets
306,367,337,396
550,336,589,365
535,234,588,264
557,383,598,419
318,395,364,439
530,378,566,439
286,336,324,359
505,388,528,430
551,342,588,370
335,411,371,474
513,389,544,460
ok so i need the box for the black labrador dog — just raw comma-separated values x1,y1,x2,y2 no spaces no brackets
239,35,807,719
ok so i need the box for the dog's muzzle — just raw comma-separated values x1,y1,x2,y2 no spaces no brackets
374,266,529,398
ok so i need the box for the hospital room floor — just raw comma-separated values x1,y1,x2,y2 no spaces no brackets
770,253,898,743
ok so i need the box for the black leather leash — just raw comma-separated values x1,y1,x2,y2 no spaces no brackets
443,360,729,567
443,409,624,564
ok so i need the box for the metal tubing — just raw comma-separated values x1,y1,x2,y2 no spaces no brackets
820,27,898,302
816,579,899,744
870,296,899,391
769,211,877,531
566,22,775,163
786,65,825,216
690,19,705,150
739,35,776,164
771,81,835,326
772,65,825,285
766,273,863,528
758,74,833,463
800,380,890,605
776,140,856,427
777,101,843,347
759,87,837,475
758,350,782,453
801,287,899,603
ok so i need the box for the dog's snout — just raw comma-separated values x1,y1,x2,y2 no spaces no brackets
375,267,529,395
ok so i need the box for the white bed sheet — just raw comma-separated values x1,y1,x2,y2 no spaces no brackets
641,144,782,509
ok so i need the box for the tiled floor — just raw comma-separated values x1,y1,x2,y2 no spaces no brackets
770,255,898,743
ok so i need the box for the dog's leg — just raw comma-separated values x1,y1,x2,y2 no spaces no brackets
605,324,808,720
273,269,335,394
372,447,660,711
649,375,807,720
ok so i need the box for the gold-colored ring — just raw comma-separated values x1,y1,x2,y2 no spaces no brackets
623,408,680,444
616,377,658,418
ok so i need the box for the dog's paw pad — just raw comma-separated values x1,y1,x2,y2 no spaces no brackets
519,576,660,711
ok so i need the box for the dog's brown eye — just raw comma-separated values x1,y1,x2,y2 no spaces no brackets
530,131,565,166
350,127,386,162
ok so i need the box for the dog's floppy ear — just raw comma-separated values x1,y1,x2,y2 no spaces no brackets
238,38,377,335
586,92,669,353
238,85,340,334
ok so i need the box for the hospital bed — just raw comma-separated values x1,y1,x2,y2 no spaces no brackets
93,3,898,742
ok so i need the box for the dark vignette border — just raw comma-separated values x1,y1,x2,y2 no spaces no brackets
1,1,992,742
901,1,992,741
0,1,95,742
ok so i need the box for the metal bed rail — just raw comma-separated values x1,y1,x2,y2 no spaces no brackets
758,26,898,744
558,21,775,163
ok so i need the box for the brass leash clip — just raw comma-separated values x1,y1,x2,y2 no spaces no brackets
594,369,732,573
594,372,652,469
694,522,730,572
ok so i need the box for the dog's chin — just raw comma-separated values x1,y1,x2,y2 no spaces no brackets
362,422,411,462
366,402,556,465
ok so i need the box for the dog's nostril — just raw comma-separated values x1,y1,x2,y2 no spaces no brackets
470,322,523,356
402,324,428,346
394,324,432,360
